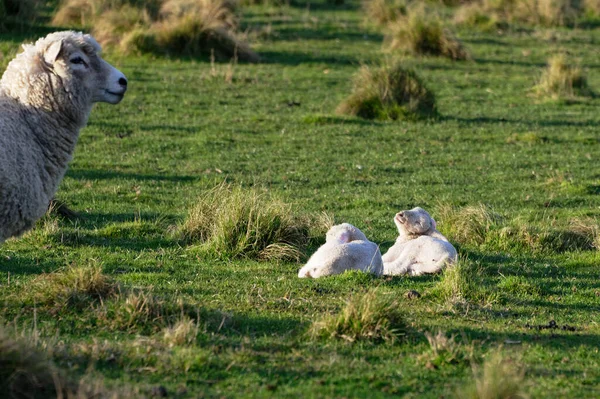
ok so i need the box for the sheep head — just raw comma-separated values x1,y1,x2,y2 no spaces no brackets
325,223,368,244
1,31,127,124
393,207,436,236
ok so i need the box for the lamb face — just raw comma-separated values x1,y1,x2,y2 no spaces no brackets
394,207,435,236
45,32,128,105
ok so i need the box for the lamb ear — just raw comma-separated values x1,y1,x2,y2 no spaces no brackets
338,231,350,244
431,218,437,230
44,40,63,65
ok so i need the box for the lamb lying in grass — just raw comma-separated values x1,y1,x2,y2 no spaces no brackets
0,31,127,242
382,207,457,276
298,223,383,278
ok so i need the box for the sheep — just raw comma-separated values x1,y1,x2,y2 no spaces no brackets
0,31,127,242
382,207,457,276
298,223,383,278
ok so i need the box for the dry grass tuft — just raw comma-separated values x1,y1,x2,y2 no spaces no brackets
0,326,131,398
460,350,528,399
336,61,436,121
386,6,469,60
454,0,598,28
179,183,320,261
309,289,406,342
362,0,407,26
534,54,593,100
53,0,258,61
30,263,118,312
436,203,503,246
430,258,486,305
162,316,200,347
419,330,471,368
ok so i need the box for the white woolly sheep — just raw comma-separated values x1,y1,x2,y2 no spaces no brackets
382,207,457,276
298,223,383,278
0,31,127,242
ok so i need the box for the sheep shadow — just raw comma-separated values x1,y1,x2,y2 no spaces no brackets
65,168,199,183
44,211,180,251
0,253,62,276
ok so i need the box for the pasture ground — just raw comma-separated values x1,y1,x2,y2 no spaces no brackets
1,1,599,397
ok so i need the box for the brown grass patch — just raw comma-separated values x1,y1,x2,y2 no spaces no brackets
53,0,258,61
336,61,437,121
534,54,593,100
460,350,528,399
386,5,469,60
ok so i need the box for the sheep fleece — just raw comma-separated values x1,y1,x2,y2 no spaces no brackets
0,31,125,241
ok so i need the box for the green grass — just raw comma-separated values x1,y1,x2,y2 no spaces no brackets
1,1,600,397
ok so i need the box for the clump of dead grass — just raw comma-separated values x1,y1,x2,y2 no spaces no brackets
386,5,470,60
53,0,258,61
454,0,596,29
29,263,118,313
533,54,593,100
309,289,406,342
362,0,407,26
460,350,529,399
0,326,131,398
436,203,599,253
179,183,324,261
419,330,471,369
162,316,200,347
336,61,437,121
436,203,504,247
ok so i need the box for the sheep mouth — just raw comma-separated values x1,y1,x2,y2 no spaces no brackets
395,214,406,224
105,89,125,98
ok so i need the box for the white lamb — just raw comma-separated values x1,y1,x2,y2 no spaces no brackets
298,223,383,278
382,207,457,276
0,31,127,242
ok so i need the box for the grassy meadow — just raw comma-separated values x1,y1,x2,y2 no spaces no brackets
1,0,600,397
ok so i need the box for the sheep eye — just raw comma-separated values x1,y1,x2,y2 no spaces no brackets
70,57,86,66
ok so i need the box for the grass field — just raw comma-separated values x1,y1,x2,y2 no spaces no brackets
1,0,600,397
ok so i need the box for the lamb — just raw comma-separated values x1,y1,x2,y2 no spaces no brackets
298,223,383,278
0,31,127,242
382,207,457,276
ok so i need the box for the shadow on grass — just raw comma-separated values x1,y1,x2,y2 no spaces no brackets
455,326,600,352
259,50,359,66
273,26,382,43
66,168,199,183
445,115,600,128
0,253,62,275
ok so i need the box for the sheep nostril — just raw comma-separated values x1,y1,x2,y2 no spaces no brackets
118,77,128,87
398,212,404,217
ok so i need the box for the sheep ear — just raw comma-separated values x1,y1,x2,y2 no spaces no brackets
431,218,437,230
44,40,63,65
